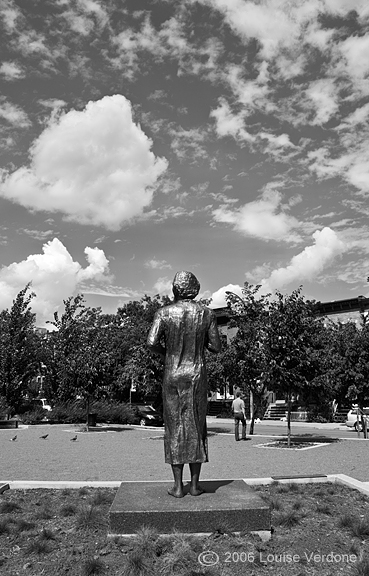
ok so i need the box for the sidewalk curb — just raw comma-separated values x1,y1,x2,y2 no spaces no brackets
1,474,369,496
243,474,369,497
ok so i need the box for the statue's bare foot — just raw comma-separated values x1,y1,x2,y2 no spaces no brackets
190,485,205,496
168,486,184,498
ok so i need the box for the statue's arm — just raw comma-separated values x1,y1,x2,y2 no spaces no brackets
206,312,222,354
147,311,166,358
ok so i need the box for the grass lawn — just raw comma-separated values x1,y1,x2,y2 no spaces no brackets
0,482,368,575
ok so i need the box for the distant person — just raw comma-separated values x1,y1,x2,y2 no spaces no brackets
147,271,221,498
232,392,247,441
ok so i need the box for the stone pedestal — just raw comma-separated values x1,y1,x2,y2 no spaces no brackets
109,479,270,536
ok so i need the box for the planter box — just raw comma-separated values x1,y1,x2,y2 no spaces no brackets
0,420,18,429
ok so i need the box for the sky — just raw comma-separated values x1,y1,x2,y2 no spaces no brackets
1,0,369,326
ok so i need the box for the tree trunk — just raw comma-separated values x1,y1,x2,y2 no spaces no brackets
287,392,292,448
86,395,90,432
357,408,361,439
248,389,254,435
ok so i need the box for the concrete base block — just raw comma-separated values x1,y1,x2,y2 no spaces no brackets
109,479,270,536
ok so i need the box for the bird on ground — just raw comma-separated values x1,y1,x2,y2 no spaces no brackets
70,435,77,441
10,435,17,442
39,434,49,440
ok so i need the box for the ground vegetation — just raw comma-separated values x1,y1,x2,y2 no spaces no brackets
0,483,368,575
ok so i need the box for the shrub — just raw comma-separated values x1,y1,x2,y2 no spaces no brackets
60,503,77,517
269,497,282,511
35,506,53,520
352,516,369,538
82,557,106,576
338,513,355,528
26,539,52,555
40,528,57,540
354,557,369,576
18,408,48,425
49,400,135,425
316,503,332,515
90,490,114,507
76,505,104,530
0,517,12,534
14,518,36,532
274,509,302,528
0,501,21,514
274,483,301,494
121,549,154,576
48,401,86,424
90,400,136,425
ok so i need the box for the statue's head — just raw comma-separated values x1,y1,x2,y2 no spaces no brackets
172,271,200,300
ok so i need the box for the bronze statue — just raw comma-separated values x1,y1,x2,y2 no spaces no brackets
147,271,221,498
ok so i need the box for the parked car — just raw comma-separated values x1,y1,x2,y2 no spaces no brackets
30,398,52,412
133,404,164,427
345,407,369,431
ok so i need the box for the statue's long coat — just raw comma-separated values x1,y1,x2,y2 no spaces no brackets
147,300,221,464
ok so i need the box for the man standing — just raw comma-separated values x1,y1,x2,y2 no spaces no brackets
232,392,247,441
147,271,221,498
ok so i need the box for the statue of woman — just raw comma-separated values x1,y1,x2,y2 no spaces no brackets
147,271,221,498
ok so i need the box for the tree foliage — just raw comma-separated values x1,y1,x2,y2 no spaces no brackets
224,284,270,433
0,284,39,415
2,281,369,437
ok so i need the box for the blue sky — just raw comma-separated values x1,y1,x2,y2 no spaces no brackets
1,0,369,325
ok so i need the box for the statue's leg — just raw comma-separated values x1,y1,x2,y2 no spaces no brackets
168,464,185,498
189,463,204,496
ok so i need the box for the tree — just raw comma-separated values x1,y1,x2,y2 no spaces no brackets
0,284,39,417
265,288,323,446
324,316,369,438
114,295,171,407
45,295,117,429
224,283,270,434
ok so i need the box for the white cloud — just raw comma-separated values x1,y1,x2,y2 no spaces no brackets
58,0,109,35
212,188,301,242
77,247,110,281
0,61,24,80
169,126,208,161
259,227,346,292
201,0,297,59
0,99,30,127
339,34,369,81
0,95,168,230
336,103,369,130
211,99,255,142
245,263,272,284
305,78,339,125
145,259,172,270
209,283,244,308
153,276,172,295
308,146,369,195
222,63,270,110
0,238,111,326
0,0,21,32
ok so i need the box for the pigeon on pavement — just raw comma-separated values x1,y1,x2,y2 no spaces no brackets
70,435,78,441
9,435,17,441
39,434,49,439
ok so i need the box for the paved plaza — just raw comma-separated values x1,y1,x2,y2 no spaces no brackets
1,419,369,488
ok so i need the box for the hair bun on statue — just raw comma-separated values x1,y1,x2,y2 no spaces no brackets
172,271,200,300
